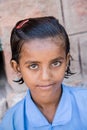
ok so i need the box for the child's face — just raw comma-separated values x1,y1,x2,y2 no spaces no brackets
11,37,69,99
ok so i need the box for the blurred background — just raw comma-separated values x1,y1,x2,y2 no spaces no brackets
0,0,87,121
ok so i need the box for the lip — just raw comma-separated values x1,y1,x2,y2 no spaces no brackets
37,83,56,90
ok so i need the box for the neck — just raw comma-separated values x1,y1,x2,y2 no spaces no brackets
31,87,62,123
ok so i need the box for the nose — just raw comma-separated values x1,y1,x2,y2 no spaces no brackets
41,68,52,81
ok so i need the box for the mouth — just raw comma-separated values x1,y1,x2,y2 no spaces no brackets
37,83,56,90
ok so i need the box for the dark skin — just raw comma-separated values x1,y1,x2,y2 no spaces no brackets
11,37,70,123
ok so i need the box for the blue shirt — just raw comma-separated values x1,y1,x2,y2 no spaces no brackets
0,84,87,130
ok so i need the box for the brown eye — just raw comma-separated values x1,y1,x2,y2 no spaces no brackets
29,64,39,70
51,61,61,67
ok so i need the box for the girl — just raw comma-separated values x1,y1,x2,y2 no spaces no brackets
0,16,87,130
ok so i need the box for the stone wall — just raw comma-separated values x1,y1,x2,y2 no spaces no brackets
0,0,87,121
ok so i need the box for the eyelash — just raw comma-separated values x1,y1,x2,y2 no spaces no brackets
29,64,39,70
51,61,62,68
29,61,62,70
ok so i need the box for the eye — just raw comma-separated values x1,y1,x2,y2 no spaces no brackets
29,64,39,70
51,61,61,67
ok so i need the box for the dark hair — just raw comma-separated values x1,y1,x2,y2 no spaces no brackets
10,16,73,84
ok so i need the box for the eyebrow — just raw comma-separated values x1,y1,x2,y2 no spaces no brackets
50,57,65,62
24,57,65,65
24,61,40,65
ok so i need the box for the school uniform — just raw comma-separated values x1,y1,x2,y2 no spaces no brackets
0,84,87,130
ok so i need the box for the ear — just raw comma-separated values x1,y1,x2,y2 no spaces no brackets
10,60,21,73
66,53,70,66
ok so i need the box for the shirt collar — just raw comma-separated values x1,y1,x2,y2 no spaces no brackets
25,84,72,127
52,84,72,126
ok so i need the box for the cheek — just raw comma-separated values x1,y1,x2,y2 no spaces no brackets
21,70,37,84
54,66,66,78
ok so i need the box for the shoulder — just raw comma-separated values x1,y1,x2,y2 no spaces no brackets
63,84,87,111
63,84,87,106
63,84,87,126
0,97,26,130
63,83,87,95
7,97,25,115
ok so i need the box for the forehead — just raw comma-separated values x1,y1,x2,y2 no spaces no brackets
21,36,65,51
19,37,66,60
